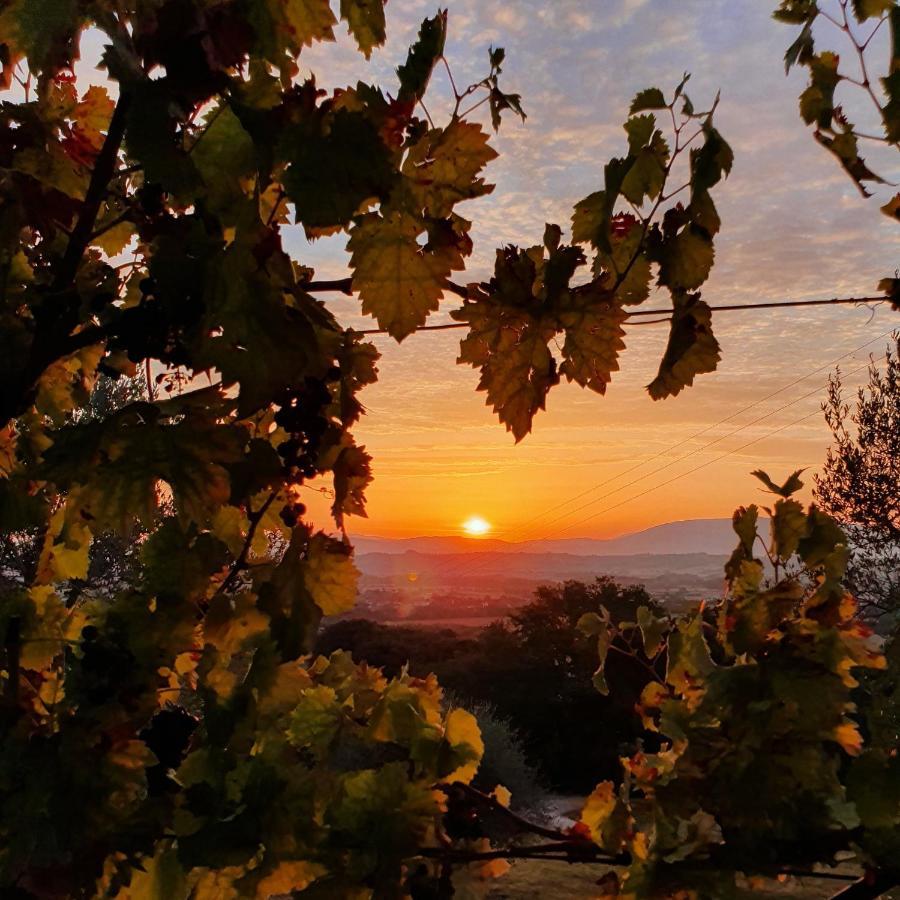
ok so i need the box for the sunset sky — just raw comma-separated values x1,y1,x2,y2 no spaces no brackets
289,1,899,540
80,2,898,541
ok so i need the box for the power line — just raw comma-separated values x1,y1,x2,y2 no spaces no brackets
528,353,883,540
547,406,825,539
429,353,885,583
350,295,887,336
500,329,896,542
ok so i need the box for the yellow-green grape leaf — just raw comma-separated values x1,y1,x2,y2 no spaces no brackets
733,504,759,554
42,414,246,531
443,707,484,784
349,211,462,340
580,782,631,852
339,0,386,58
637,605,667,657
771,497,808,560
666,614,715,695
35,344,104,424
286,685,344,758
558,293,627,394
20,587,69,671
192,105,256,218
331,442,373,525
119,844,188,900
0,0,80,77
658,225,715,292
798,505,847,567
304,533,360,616
799,51,840,127
647,295,720,400
456,298,557,442
589,218,652,306
204,593,270,659
35,505,91,585
281,0,337,49
571,190,606,245
254,861,326,899
402,120,498,217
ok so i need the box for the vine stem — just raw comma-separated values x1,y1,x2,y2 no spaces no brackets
215,491,278,597
442,782,574,842
417,842,624,864
607,642,667,684
827,871,899,899
53,94,132,291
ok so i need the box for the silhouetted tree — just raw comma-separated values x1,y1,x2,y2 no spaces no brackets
815,335,900,626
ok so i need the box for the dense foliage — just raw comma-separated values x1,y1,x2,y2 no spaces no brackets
0,0,898,897
577,474,893,897
319,579,667,792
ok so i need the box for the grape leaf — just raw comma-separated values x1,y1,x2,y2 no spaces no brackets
287,685,343,758
852,0,895,20
284,109,395,228
798,51,840,127
41,406,247,531
1,0,79,76
443,707,484,784
581,782,630,852
192,104,257,219
255,861,326,898
557,291,627,394
666,615,715,694
303,533,360,616
397,12,447,103
647,294,720,400
339,0,386,58
571,190,606,245
196,236,323,416
282,0,338,49
815,130,887,197
402,119,498,217
349,211,463,340
454,292,558,442
91,220,136,257
331,442,373,525
637,605,667,657
630,87,667,113
771,498,808,559
657,224,715,291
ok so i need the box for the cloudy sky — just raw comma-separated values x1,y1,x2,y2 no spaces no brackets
284,1,898,540
73,2,896,540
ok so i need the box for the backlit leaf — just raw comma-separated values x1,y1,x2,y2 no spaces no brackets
647,295,720,400
349,211,462,340
402,120,498,217
339,0,386,58
397,12,447,103
304,533,360,616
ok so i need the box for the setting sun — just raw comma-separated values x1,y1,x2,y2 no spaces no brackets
462,516,492,537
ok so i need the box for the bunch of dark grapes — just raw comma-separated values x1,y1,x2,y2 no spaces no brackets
275,377,333,528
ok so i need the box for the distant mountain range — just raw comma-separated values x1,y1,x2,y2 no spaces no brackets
351,518,748,558
349,519,757,603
